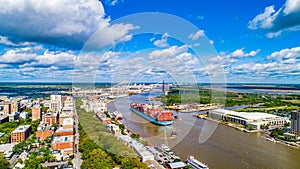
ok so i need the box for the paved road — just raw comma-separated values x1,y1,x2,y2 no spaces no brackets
74,100,82,169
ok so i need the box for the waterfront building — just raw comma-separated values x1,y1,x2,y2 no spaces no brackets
118,135,154,162
11,125,31,143
209,109,288,130
32,105,42,121
106,123,121,137
50,95,62,113
291,111,300,135
36,122,53,141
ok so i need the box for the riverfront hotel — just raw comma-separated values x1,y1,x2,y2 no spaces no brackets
209,109,288,130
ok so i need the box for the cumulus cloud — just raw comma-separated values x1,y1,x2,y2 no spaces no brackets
248,0,300,37
188,30,205,40
0,0,135,49
148,45,189,60
153,33,169,48
0,36,34,47
230,46,300,82
231,48,260,58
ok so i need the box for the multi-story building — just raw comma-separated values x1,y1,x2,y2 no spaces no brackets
32,105,42,121
291,111,300,135
42,112,58,125
10,101,20,114
50,95,62,113
52,136,74,157
61,118,74,129
36,123,53,141
62,96,73,108
209,109,288,130
0,115,9,124
11,125,31,143
0,102,11,115
8,112,20,122
55,127,73,136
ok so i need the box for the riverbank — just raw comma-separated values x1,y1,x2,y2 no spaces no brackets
205,116,300,150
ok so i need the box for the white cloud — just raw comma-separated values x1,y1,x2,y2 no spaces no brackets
248,0,300,37
149,45,189,60
267,46,300,60
0,0,135,49
0,36,34,46
188,30,205,41
209,40,214,45
284,0,300,14
248,6,276,30
231,48,260,58
153,33,169,48
230,46,300,81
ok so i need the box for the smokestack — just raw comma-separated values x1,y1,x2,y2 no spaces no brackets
162,80,165,92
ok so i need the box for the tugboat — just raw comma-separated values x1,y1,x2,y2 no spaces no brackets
171,130,177,137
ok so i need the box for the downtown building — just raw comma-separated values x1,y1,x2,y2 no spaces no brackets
50,95,62,113
291,110,300,135
32,105,42,121
11,125,31,143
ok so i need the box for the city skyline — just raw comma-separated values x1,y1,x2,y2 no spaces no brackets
0,0,300,83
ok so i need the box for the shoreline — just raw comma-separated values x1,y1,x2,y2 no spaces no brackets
204,117,300,150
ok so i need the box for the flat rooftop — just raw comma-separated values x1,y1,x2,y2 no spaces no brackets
11,125,31,133
62,118,74,126
53,136,74,144
56,127,73,133
213,109,282,121
0,115,8,120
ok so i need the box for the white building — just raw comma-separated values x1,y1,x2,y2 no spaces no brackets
209,109,288,130
20,112,29,119
119,135,154,162
50,95,62,113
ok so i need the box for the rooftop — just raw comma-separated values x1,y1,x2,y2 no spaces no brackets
52,136,74,144
62,118,74,126
213,109,283,121
168,162,186,169
37,123,52,131
11,125,31,133
0,115,8,120
56,127,73,133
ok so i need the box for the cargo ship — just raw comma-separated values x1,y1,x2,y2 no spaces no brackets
130,102,173,126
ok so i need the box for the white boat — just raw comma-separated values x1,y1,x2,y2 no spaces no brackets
266,137,276,142
186,155,209,169
112,111,123,120
161,144,171,152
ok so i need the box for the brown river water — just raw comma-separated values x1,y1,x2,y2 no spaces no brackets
107,91,300,169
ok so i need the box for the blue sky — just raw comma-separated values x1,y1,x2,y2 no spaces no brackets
0,0,300,83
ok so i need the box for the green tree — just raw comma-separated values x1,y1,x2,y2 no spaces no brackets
0,153,9,169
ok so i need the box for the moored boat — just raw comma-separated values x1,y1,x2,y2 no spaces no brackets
186,155,209,169
112,111,123,120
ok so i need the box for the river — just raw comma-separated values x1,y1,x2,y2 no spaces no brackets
107,89,300,169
